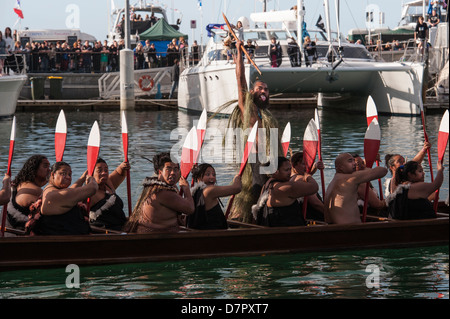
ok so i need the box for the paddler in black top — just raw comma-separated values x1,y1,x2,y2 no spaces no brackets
187,163,241,230
225,38,282,223
252,157,318,227
5,155,50,232
89,158,130,231
35,162,97,235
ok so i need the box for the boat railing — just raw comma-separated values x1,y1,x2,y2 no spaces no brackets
0,53,27,76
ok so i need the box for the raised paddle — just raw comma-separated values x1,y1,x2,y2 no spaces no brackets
362,118,381,223
314,109,326,199
225,121,259,219
281,122,291,157
55,109,67,162
86,121,101,214
194,109,207,164
1,116,16,237
191,110,208,186
121,111,132,217
180,126,198,180
365,96,383,200
222,12,262,75
302,118,319,219
87,121,101,176
433,110,449,212
419,95,434,183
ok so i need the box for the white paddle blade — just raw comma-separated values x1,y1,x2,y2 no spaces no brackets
88,121,101,147
121,111,128,134
366,96,378,126
303,118,318,142
197,109,207,131
438,110,449,134
183,126,198,151
10,116,16,141
55,110,67,134
247,121,258,144
314,109,320,131
281,122,291,143
437,110,449,162
281,122,291,157
180,126,198,178
303,119,319,172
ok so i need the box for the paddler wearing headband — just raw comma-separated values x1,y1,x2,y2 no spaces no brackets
225,38,282,223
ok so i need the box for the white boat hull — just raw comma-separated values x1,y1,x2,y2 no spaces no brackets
0,75,27,117
178,60,425,116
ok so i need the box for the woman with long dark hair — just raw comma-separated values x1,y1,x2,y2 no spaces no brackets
187,163,241,230
386,160,444,219
5,155,50,232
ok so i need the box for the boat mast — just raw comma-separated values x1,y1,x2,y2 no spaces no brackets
334,0,342,57
323,0,333,58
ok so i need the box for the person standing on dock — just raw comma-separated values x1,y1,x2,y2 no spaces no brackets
123,152,194,233
81,40,93,73
324,153,387,224
414,16,429,59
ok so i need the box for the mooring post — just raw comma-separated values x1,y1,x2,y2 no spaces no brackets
120,0,135,110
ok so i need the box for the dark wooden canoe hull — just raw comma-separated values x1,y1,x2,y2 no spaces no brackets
0,218,448,271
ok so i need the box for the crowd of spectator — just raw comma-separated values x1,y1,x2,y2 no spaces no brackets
1,27,200,75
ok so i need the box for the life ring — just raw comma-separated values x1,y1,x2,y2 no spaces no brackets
139,75,154,92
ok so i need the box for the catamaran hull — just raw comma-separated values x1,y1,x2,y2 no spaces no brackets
178,61,425,116
0,75,27,117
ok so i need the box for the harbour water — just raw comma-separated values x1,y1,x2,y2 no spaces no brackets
0,106,448,300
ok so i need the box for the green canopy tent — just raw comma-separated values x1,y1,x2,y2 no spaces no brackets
139,18,188,41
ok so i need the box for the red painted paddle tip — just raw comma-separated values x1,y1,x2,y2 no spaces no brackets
364,119,381,168
438,110,449,162
180,126,198,179
87,121,101,175
366,96,378,127
303,119,319,172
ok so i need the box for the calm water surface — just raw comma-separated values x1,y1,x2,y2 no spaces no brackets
0,107,448,299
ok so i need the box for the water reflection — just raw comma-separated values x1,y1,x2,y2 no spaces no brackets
0,246,447,299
